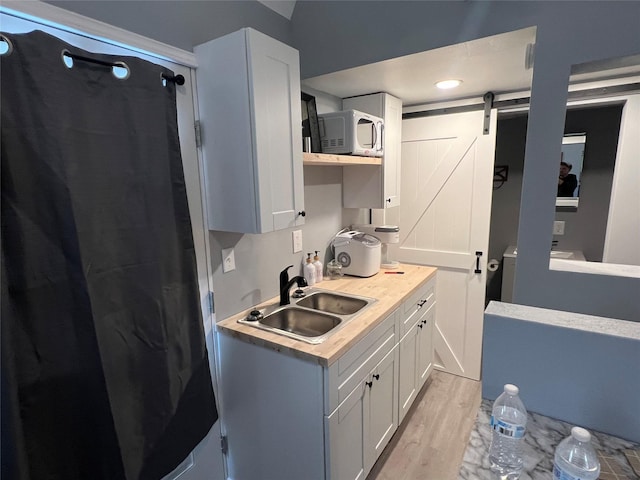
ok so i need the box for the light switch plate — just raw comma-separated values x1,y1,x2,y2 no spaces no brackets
221,248,236,273
553,221,565,235
292,230,303,253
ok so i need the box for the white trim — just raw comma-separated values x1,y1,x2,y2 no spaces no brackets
0,0,197,67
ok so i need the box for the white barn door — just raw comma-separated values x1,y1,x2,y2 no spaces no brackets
399,110,496,381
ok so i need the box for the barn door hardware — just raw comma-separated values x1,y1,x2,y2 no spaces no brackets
474,251,483,274
483,92,494,135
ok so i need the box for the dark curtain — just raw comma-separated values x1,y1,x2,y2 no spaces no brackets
1,30,217,480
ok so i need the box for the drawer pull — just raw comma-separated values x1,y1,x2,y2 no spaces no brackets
418,299,427,308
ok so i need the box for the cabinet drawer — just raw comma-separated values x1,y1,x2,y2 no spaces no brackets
400,277,435,338
324,309,399,415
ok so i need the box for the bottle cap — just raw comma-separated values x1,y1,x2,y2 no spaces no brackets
571,426,591,443
504,384,519,396
314,250,320,260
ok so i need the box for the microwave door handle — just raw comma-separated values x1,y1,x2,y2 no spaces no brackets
379,122,384,152
371,122,377,149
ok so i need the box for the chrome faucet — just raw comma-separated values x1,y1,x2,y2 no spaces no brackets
279,265,308,306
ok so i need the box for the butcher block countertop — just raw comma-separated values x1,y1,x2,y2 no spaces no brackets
217,263,437,367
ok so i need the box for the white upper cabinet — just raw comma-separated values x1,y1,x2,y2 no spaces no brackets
194,28,305,233
343,93,402,209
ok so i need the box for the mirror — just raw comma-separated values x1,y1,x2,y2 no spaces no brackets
555,134,585,207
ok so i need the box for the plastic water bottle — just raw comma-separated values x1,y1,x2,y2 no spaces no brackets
553,426,600,480
488,384,528,479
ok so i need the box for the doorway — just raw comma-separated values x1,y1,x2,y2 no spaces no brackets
486,102,624,304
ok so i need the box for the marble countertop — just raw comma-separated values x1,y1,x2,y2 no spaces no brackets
459,399,639,479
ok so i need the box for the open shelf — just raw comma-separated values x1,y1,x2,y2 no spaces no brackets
303,152,382,166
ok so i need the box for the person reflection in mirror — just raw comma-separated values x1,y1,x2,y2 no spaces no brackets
558,161,578,197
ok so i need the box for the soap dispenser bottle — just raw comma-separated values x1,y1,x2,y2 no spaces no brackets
304,253,316,286
313,250,323,282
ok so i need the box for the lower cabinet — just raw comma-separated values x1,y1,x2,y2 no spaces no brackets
325,310,399,480
398,302,434,423
325,277,435,479
326,383,367,480
366,345,399,469
326,345,398,480
417,303,435,388
218,276,436,480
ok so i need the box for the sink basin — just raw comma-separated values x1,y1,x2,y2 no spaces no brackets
238,288,377,344
295,291,368,315
259,307,341,338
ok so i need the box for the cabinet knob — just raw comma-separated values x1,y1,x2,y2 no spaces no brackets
366,381,373,388
298,210,306,217
373,374,380,381
421,319,427,325
386,198,391,204
418,324,423,329
418,300,427,308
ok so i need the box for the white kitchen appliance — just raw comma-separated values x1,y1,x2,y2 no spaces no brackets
354,224,400,269
332,230,381,277
318,109,384,157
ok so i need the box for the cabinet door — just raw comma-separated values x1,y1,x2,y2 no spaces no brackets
398,325,419,424
417,303,435,389
365,345,399,473
195,28,304,233
247,28,305,232
343,93,402,209
326,383,366,480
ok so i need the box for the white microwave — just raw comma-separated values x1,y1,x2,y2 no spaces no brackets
318,109,384,157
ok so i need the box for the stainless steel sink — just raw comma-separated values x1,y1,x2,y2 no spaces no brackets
259,307,341,337
295,291,369,315
238,288,376,344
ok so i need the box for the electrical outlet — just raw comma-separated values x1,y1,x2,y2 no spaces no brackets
553,221,565,235
221,248,235,273
292,230,303,253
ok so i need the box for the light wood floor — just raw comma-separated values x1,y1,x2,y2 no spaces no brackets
368,370,482,480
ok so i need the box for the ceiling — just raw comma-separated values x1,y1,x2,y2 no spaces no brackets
302,26,640,108
258,0,297,20
303,27,536,107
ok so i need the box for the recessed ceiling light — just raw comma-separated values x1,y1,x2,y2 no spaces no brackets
436,79,462,90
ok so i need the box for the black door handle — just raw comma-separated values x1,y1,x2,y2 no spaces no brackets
475,251,483,274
